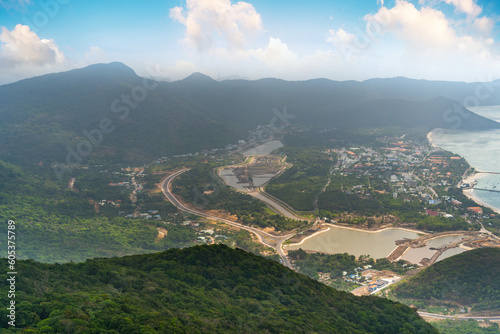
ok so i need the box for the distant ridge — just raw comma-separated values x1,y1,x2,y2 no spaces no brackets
0,62,499,164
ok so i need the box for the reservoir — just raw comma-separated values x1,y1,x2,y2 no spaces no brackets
285,225,421,259
401,235,467,264
436,246,467,262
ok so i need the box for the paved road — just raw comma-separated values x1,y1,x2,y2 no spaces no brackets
418,311,500,321
248,188,312,222
161,168,294,268
478,221,500,241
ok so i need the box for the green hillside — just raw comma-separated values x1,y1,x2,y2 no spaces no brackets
0,156,193,263
390,248,500,313
0,245,437,333
0,63,239,165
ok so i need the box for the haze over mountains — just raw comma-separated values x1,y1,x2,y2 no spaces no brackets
0,62,499,165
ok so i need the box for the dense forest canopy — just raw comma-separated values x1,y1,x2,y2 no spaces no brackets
0,245,437,333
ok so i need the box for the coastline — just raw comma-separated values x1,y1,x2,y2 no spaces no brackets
427,130,500,214
426,130,439,148
463,188,500,215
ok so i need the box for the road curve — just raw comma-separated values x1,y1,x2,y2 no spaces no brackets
248,189,310,221
161,168,294,268
417,311,500,321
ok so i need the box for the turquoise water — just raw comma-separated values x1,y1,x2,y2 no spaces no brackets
430,105,500,212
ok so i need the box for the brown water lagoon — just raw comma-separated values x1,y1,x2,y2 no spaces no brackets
285,225,422,259
401,234,467,264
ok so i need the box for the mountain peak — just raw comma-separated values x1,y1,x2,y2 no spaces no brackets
181,72,216,83
72,62,138,79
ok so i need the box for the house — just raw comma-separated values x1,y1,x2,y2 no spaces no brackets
426,209,439,216
467,207,483,215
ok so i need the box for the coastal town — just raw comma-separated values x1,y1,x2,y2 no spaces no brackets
73,133,500,302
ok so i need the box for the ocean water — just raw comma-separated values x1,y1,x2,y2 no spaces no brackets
430,105,500,212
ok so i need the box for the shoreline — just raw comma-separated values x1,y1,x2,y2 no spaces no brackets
323,223,424,235
285,226,331,247
285,223,423,249
426,130,439,148
427,129,500,214
464,188,500,215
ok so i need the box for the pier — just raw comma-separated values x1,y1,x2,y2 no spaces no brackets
473,188,500,193
476,171,500,174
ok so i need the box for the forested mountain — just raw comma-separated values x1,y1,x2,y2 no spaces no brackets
391,248,500,313
0,155,185,263
0,62,499,165
0,244,437,333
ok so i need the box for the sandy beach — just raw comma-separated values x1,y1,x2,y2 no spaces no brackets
426,130,439,148
463,188,500,214
461,172,488,186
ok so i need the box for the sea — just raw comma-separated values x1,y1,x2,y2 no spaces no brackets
429,105,500,212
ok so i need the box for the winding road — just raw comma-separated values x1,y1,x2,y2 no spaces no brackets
161,168,294,268
161,170,500,321
417,311,500,321
247,188,312,222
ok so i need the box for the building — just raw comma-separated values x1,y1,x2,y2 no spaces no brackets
467,207,483,215
426,209,439,216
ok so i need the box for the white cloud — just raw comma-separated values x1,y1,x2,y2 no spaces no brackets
143,60,197,81
365,1,458,49
170,0,262,52
250,37,298,68
0,24,65,67
473,16,495,34
84,46,106,61
442,0,481,18
328,0,500,81
327,28,357,45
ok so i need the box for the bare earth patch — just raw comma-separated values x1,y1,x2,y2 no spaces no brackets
156,227,168,242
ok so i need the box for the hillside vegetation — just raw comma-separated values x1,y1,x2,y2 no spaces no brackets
172,163,306,230
0,245,437,333
390,248,500,313
0,157,194,263
265,147,332,211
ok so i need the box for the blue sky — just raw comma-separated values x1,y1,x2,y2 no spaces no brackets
0,0,499,84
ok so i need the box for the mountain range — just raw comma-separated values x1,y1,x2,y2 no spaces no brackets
0,62,499,166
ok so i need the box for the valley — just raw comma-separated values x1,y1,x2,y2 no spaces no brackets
1,63,500,333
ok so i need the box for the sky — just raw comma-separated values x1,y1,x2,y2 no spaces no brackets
0,0,499,84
